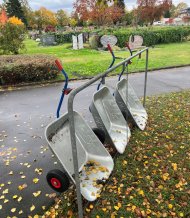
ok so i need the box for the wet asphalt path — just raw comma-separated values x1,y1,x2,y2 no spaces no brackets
0,66,190,217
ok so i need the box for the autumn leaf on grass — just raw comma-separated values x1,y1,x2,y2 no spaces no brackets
138,189,144,196
168,204,173,209
171,163,177,171
162,173,169,181
175,178,187,189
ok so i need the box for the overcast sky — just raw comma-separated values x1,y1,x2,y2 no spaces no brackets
0,0,189,12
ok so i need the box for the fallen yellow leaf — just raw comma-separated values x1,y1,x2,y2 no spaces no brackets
168,204,173,209
19,210,23,214
114,206,119,210
30,205,35,211
171,163,177,171
162,173,169,181
18,196,22,202
33,178,39,184
11,208,16,213
2,189,8,194
33,191,41,197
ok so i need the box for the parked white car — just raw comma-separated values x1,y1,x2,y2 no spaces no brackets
153,21,162,26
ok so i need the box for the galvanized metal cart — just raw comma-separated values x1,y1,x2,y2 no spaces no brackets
115,78,148,130
45,60,114,201
90,86,131,154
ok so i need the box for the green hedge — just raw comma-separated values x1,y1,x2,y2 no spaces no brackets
53,27,190,47
0,55,59,85
112,27,190,47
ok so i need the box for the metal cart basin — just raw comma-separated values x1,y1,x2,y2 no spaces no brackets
90,86,131,154
115,78,148,130
45,111,114,201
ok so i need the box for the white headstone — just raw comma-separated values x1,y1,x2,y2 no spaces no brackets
100,35,118,48
129,35,143,49
72,35,78,50
78,33,84,49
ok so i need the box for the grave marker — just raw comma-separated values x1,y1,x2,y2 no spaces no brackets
72,33,84,50
100,35,117,48
128,35,144,50
72,35,78,50
41,35,56,46
78,33,84,49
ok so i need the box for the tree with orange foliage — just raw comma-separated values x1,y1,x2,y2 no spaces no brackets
137,0,172,25
31,7,57,32
73,0,124,26
0,9,8,25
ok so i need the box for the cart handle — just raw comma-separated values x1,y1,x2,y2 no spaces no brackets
55,60,70,118
55,59,63,71
97,44,116,91
126,42,133,56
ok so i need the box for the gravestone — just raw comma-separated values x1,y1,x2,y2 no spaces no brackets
72,35,78,50
89,32,98,38
78,33,84,49
83,32,89,43
72,33,84,50
100,35,117,48
128,35,144,50
41,35,56,46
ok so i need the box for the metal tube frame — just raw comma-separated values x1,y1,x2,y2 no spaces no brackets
67,47,149,218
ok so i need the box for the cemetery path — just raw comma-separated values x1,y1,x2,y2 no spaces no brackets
0,66,190,217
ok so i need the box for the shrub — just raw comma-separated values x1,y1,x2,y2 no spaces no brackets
45,25,56,33
112,27,190,47
0,21,26,54
0,55,59,85
52,26,190,47
8,16,24,25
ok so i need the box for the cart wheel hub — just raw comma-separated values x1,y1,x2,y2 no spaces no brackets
51,178,61,189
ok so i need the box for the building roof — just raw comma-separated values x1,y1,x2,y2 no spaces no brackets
180,7,190,14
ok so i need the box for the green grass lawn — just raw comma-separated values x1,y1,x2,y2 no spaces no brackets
23,39,190,80
44,90,190,218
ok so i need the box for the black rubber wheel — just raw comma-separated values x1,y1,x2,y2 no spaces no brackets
92,128,106,144
46,169,70,193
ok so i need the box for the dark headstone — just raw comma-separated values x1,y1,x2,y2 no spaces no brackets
41,35,56,46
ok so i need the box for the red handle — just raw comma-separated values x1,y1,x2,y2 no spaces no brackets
55,60,63,71
107,44,113,53
126,42,130,50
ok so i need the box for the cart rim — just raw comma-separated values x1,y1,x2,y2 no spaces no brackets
50,178,62,189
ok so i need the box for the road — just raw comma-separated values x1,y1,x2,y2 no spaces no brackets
0,66,189,217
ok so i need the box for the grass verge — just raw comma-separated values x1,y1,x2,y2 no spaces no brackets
23,40,190,80
43,90,190,218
